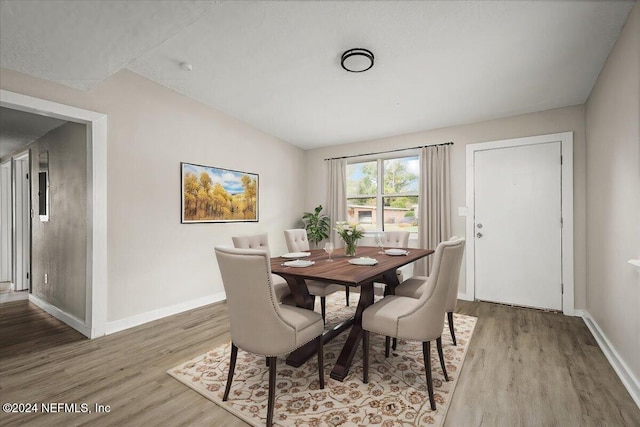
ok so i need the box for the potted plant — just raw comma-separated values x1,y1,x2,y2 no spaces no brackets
302,205,330,248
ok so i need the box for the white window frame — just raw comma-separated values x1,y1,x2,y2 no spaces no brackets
346,152,419,237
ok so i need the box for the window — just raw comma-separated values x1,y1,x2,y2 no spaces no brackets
346,156,419,234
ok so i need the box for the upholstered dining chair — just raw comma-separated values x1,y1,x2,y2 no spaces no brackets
377,230,411,350
214,246,325,427
395,237,465,345
380,230,411,283
361,238,465,410
232,233,294,306
383,230,410,248
284,229,345,321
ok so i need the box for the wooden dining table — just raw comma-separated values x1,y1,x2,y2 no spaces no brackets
271,246,434,381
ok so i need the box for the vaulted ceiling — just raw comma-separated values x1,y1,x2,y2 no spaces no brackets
0,1,635,149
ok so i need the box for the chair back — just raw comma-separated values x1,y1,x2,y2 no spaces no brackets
214,246,297,355
232,233,272,257
397,238,466,341
445,237,465,312
284,229,310,252
384,231,410,247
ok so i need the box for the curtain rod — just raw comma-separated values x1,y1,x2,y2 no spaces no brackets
324,142,453,161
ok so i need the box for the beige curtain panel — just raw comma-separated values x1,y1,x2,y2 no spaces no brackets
327,158,347,247
416,144,451,276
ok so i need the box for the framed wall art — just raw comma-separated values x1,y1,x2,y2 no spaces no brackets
181,162,258,223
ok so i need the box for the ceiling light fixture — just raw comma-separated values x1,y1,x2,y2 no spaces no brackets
179,61,193,71
341,48,374,73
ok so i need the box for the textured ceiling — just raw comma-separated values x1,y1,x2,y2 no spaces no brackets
0,1,635,149
0,0,218,89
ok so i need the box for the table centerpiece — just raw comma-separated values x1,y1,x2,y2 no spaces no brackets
335,221,365,257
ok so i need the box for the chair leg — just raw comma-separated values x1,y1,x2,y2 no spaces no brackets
223,343,238,401
436,336,449,382
447,311,457,346
423,341,436,410
317,335,325,389
385,336,391,358
267,356,277,427
345,285,350,306
392,337,397,350
320,297,326,325
363,331,370,383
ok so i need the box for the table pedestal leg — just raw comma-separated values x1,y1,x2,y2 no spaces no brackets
330,281,374,381
286,316,354,367
282,276,315,309
382,270,400,295
284,275,354,367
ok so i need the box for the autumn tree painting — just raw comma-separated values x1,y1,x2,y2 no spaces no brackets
181,163,258,222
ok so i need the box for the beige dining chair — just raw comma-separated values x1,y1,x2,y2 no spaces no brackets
361,238,465,410
214,246,325,427
284,229,345,321
395,237,465,345
373,231,411,299
383,230,410,248
382,230,411,282
232,233,294,305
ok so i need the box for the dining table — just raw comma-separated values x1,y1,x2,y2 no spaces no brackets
271,246,434,381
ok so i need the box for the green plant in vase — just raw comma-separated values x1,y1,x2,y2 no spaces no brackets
335,221,365,256
302,205,330,248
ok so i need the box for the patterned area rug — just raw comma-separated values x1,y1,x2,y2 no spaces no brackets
168,292,476,426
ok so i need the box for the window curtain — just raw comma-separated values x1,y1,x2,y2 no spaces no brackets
416,145,451,275
327,158,347,247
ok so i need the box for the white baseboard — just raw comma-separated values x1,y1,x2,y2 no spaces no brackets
457,290,474,301
0,290,28,303
29,293,92,338
105,291,227,335
581,310,640,408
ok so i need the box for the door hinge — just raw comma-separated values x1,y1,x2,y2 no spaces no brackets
561,283,564,294
26,173,29,179
26,272,29,279
561,217,563,227
560,155,563,165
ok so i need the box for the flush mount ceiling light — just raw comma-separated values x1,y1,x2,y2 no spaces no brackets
341,48,374,73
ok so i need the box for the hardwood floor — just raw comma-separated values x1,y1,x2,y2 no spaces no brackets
0,299,638,426
447,301,640,427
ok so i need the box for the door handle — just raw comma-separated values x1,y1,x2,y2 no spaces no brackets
476,232,483,238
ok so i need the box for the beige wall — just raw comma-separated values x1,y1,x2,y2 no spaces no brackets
0,68,306,323
304,105,587,308
585,2,640,380
30,122,88,321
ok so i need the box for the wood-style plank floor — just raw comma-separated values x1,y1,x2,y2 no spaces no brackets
0,299,638,426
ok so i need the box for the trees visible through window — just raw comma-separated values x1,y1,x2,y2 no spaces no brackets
346,156,419,233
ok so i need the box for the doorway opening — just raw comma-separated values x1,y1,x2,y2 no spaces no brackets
12,150,30,292
0,90,107,338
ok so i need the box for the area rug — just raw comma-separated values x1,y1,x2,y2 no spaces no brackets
168,292,477,426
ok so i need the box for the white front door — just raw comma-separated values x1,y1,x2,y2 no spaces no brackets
13,153,30,291
473,141,563,310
